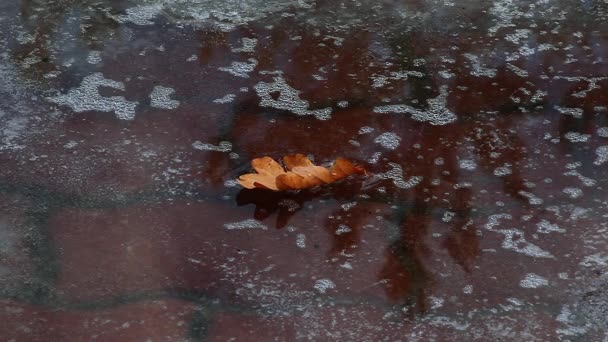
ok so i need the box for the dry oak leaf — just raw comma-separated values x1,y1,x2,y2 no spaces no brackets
238,154,365,191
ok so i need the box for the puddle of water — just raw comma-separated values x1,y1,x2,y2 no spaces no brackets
1,0,608,340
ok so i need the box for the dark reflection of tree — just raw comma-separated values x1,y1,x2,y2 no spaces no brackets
225,21,542,313
379,201,433,314
17,0,545,313
236,179,364,230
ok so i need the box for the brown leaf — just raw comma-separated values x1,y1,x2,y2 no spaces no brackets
237,154,365,191
283,154,315,169
237,156,284,190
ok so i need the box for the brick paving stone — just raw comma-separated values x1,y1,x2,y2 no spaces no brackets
207,306,417,342
48,199,400,304
0,298,197,341
230,107,400,163
2,102,229,199
405,206,607,315
0,194,40,297
207,303,605,342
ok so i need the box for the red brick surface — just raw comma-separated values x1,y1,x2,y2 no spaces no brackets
0,299,197,341
0,194,37,295
49,199,398,304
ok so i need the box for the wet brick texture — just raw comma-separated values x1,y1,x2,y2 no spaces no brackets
2,0,608,341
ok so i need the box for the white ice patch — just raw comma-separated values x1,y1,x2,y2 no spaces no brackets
373,85,456,125
593,146,608,165
49,72,138,120
192,140,232,152
219,58,258,78
597,127,608,138
253,75,332,120
224,219,268,230
519,273,548,288
150,86,180,109
374,132,401,150
313,278,336,294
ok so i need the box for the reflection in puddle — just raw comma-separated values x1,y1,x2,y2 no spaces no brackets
1,0,608,340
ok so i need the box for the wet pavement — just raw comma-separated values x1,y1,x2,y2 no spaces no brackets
1,0,608,340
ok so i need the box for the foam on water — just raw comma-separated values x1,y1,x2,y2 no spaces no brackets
213,94,236,104
219,59,258,78
192,141,232,152
48,72,138,120
597,127,608,138
224,219,268,230
564,132,590,143
484,214,554,258
150,86,180,109
253,75,332,120
373,85,457,125
488,0,524,34
506,63,529,77
0,114,27,151
458,159,477,171
563,169,596,187
518,191,544,205
563,187,583,199
498,229,554,258
371,70,424,88
594,146,608,165
580,253,608,268
87,51,102,64
313,278,336,294
295,233,306,248
377,163,423,189
536,219,565,234
555,106,583,119
113,4,163,25
374,132,401,150
494,165,512,176
464,53,497,77
231,37,258,53
519,273,549,288
358,126,374,134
